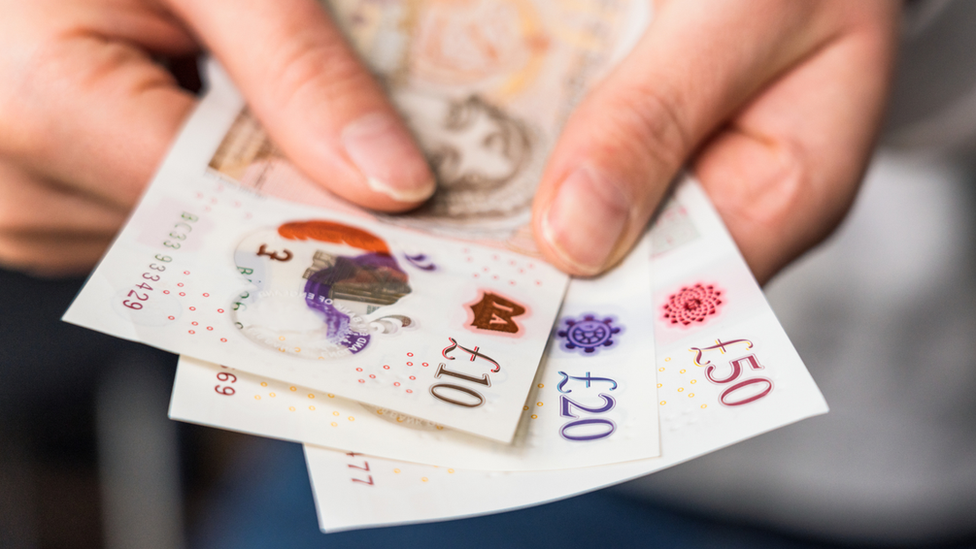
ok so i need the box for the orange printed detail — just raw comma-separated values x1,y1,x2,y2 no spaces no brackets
277,221,390,255
466,291,527,335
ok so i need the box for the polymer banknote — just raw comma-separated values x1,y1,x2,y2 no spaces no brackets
66,0,654,443
169,233,658,472
302,178,829,532
63,64,568,443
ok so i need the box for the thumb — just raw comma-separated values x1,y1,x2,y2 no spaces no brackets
531,1,829,275
167,0,434,211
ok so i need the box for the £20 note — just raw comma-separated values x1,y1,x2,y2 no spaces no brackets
169,234,658,471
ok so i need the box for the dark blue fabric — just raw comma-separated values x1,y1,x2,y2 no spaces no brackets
187,436,976,549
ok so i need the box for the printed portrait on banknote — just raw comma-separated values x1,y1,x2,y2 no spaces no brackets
208,0,648,245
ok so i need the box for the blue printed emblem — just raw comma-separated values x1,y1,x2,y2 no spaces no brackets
556,313,622,355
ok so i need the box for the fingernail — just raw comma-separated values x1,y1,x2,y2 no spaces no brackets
542,166,629,275
341,113,435,203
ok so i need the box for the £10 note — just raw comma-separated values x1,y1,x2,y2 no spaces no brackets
63,65,567,443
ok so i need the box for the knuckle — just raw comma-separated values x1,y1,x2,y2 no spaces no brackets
0,204,20,232
266,36,377,115
0,178,24,233
2,36,169,158
0,237,39,271
598,82,692,173
0,235,98,276
0,38,74,155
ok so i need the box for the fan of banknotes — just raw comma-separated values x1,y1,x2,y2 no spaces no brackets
63,0,827,533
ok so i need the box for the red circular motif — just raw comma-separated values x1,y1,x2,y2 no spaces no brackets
189,307,196,311
192,321,198,326
383,365,390,370
203,293,210,297
662,283,724,326
356,367,363,372
217,309,225,313
422,362,428,367
369,374,376,379
406,362,413,366
359,379,365,383
183,271,189,275
163,291,170,295
177,283,184,287
207,326,213,331
220,338,227,342
409,376,416,380
168,316,175,320
188,330,195,334
394,382,400,387
179,292,185,296
407,353,414,357
406,389,413,393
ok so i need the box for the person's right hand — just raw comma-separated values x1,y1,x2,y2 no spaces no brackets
530,1,899,283
0,0,434,276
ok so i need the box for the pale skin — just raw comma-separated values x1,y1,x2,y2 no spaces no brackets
0,0,899,283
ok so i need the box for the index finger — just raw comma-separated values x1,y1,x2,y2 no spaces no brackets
166,0,435,210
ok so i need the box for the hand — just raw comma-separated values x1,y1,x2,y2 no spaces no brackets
0,0,433,276
531,0,900,283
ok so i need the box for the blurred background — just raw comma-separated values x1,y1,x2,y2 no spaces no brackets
3,1,976,548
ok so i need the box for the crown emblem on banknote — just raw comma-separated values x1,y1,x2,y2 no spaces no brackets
556,314,622,355
662,283,723,326
467,292,526,334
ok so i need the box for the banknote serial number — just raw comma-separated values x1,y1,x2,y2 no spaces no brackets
121,212,198,311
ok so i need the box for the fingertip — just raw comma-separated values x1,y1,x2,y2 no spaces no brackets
178,0,436,213
535,216,602,277
533,165,632,277
340,112,436,206
365,176,436,205
343,179,437,213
